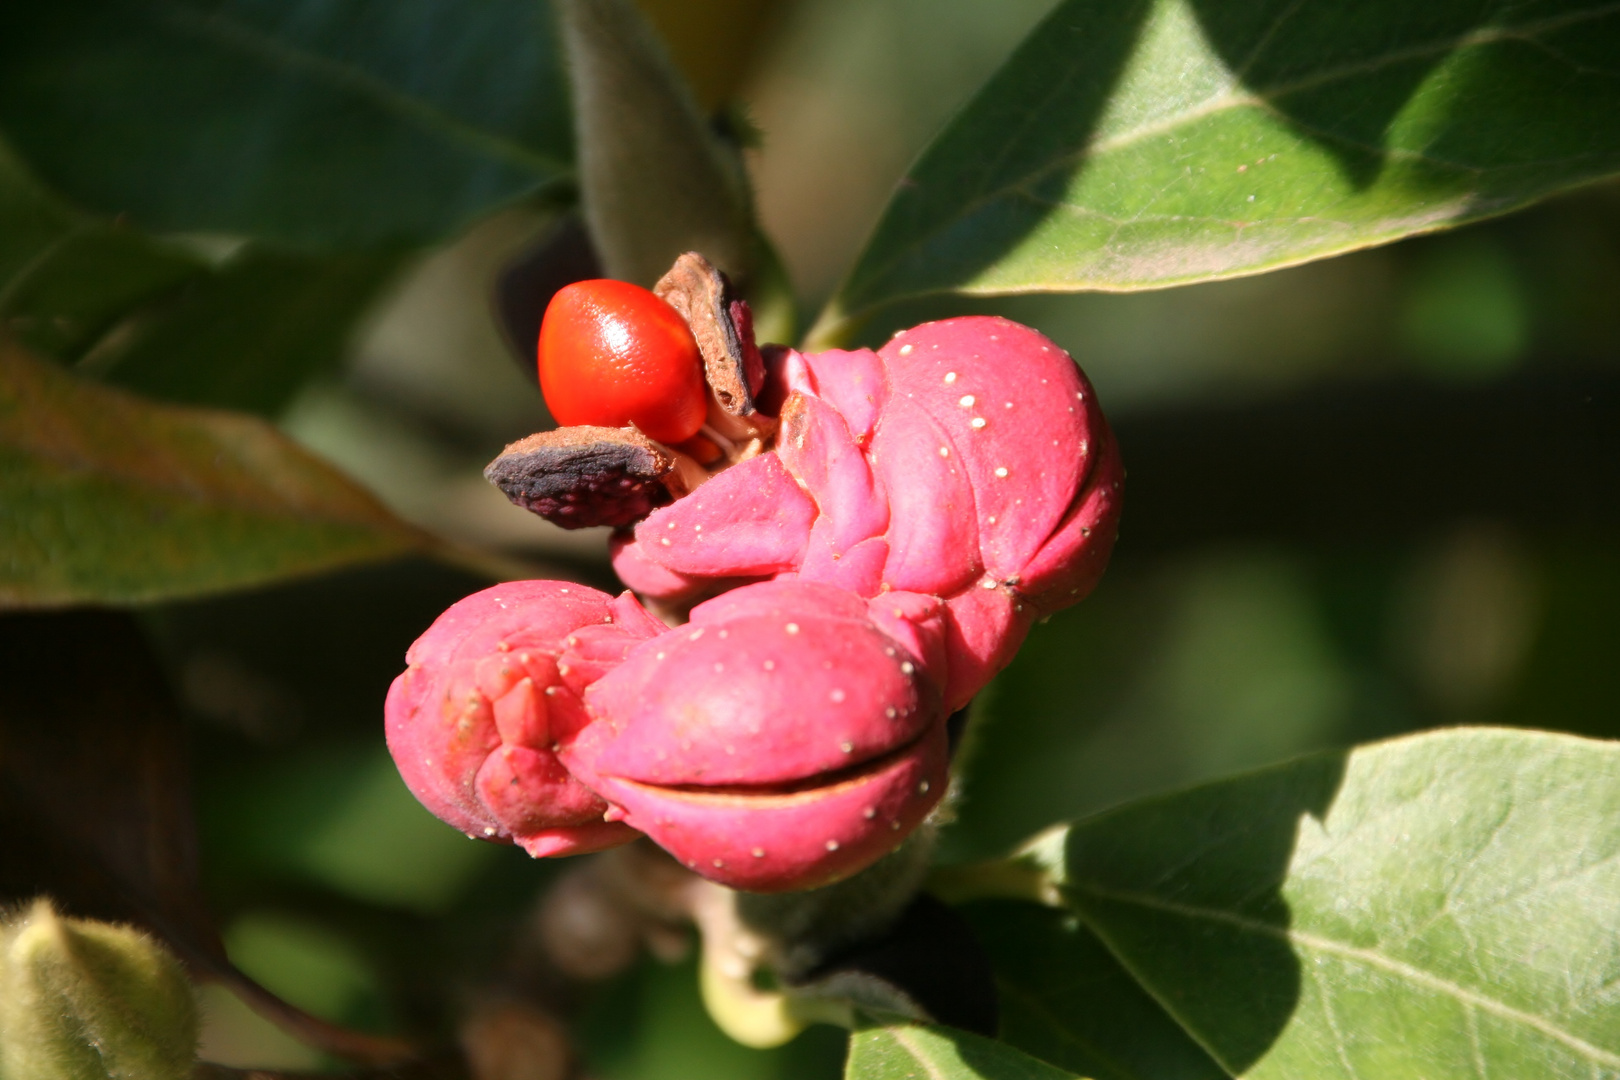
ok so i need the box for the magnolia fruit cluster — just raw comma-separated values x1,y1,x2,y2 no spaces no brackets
386,256,1121,893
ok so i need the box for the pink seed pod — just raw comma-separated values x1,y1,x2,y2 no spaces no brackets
611,316,1123,709
384,581,663,858
562,580,949,892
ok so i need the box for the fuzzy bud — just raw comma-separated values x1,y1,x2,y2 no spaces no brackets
0,899,197,1080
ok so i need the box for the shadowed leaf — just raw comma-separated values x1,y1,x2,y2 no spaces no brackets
0,0,572,249
91,247,404,417
961,900,1225,1080
0,147,210,364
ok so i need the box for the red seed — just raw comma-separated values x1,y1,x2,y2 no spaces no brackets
538,280,708,445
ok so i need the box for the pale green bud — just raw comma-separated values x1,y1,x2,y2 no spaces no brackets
0,899,197,1080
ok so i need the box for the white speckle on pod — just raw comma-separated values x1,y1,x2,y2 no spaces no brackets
918,780,931,794
944,371,957,384
970,417,987,429
995,466,1009,478
900,661,915,675
826,840,840,851
763,659,776,671
899,343,913,355
785,623,800,635
752,848,765,858
958,394,975,407
831,689,846,703
840,741,853,753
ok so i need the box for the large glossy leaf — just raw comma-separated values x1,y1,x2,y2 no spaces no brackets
1037,727,1620,1079
0,0,571,250
0,340,427,607
820,0,1620,339
846,1022,1079,1080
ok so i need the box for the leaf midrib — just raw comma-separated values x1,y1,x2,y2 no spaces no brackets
145,0,571,178
883,1026,955,1080
841,0,1620,309
1067,880,1620,1072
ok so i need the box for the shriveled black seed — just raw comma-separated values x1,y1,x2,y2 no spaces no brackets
485,426,682,529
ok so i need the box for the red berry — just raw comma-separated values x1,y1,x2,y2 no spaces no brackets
538,280,708,445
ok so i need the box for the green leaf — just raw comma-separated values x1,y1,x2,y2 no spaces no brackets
1048,727,1620,1079
819,0,1620,340
0,0,572,250
960,900,1225,1080
91,247,403,416
0,339,428,607
3,148,401,417
0,147,210,363
846,1021,1081,1080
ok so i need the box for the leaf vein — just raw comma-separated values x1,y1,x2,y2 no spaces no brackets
1069,881,1620,1067
1309,963,1363,1080
885,1026,952,1080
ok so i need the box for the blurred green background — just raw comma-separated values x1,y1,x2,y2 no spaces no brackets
11,0,1610,1073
